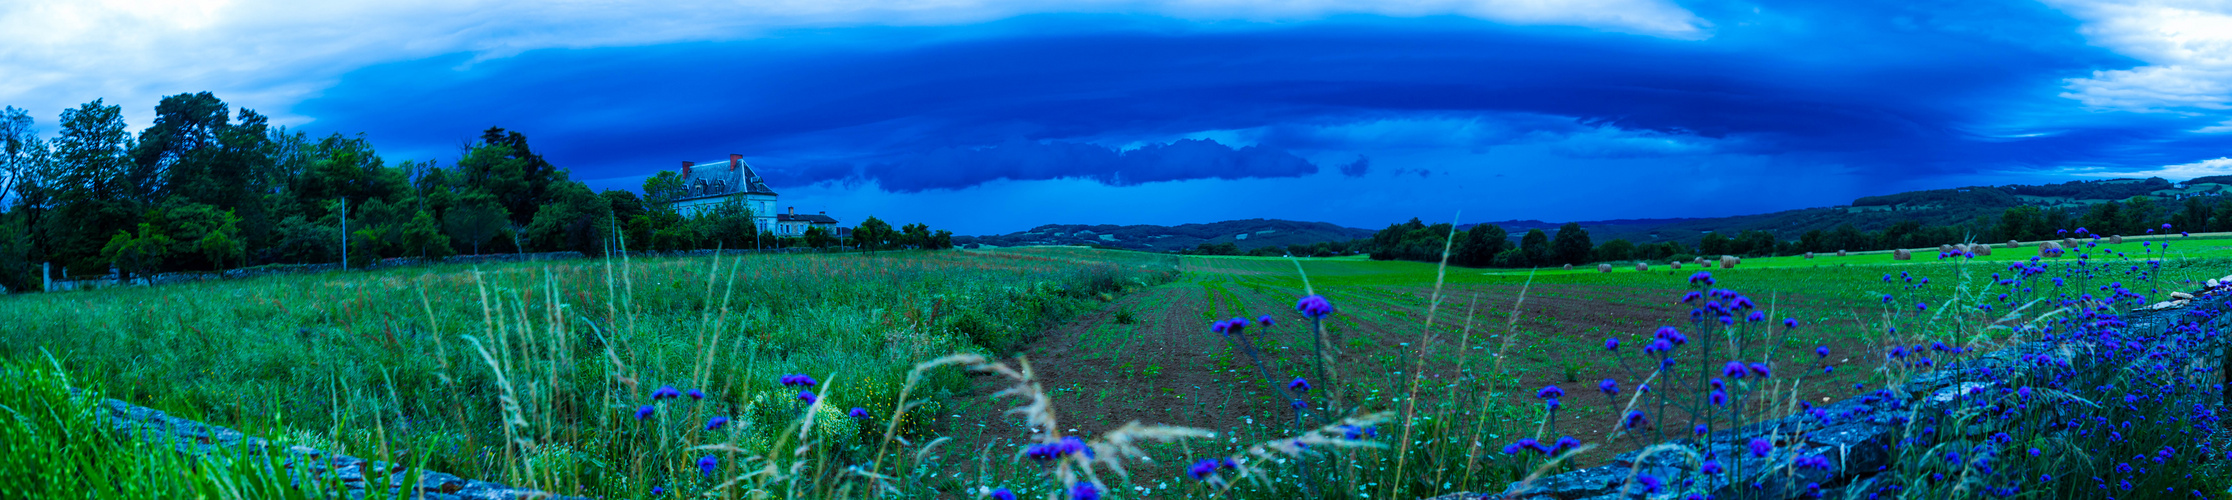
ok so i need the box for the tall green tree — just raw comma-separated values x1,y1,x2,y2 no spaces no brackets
1457,224,1508,267
1519,229,1550,267
47,100,137,274
523,180,613,256
855,216,896,250
1551,223,1592,265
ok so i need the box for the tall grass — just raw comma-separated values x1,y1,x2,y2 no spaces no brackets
7,235,2232,499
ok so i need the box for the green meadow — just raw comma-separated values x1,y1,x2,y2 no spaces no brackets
2,240,2229,499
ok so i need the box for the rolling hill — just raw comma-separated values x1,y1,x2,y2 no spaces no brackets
955,219,1376,252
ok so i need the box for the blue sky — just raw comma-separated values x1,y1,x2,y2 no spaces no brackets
5,0,2232,234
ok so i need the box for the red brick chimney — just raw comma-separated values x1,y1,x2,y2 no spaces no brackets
729,154,742,171
788,206,795,216
681,161,694,178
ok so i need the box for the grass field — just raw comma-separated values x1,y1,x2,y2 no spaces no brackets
2,237,2228,499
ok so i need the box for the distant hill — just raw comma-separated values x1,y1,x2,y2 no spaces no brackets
956,219,1375,252
1473,177,2232,246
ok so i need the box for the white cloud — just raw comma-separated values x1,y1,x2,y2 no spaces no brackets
0,0,1706,130
2051,0,2232,112
2068,156,2232,179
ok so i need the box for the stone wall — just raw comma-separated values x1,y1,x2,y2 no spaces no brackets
81,388,589,500
42,246,846,292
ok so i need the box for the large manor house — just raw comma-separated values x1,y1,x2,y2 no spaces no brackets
670,154,842,238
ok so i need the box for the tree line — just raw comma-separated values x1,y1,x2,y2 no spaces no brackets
0,93,952,292
1365,195,2221,268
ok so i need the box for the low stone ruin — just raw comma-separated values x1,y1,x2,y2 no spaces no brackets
81,389,587,500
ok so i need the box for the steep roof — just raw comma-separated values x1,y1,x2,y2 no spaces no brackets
778,213,840,224
676,158,777,201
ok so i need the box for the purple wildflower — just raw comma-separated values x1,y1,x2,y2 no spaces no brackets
653,385,680,400
1187,459,1220,480
990,489,1018,500
1637,474,1664,494
1295,295,1334,318
1537,385,1565,399
1723,361,1748,379
687,389,705,400
1289,378,1312,392
635,405,655,420
1599,378,1620,397
849,407,871,420
697,455,718,477
797,390,817,405
705,416,730,430
1749,438,1774,458
1604,338,1620,351
1815,346,1830,358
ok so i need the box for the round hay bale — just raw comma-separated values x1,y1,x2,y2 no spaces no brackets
1598,263,1613,273
1719,255,1740,269
1694,256,1707,265
1636,262,1649,272
2039,241,2063,257
1938,244,1954,254
1836,249,1847,257
1804,252,1815,259
1972,244,1992,256
2006,240,2021,248
1893,249,1912,260
1563,264,1573,271
2111,235,2123,244
2062,238,2078,248
1671,261,1682,270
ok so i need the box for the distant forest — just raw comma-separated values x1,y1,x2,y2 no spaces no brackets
1366,193,2227,268
0,93,949,292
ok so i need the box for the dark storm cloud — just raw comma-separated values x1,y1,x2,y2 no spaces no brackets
1339,156,1370,177
812,138,1316,192
288,1,2232,228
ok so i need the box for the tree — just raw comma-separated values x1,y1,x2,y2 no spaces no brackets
1594,238,1635,262
1998,206,2046,242
444,195,510,255
0,106,42,207
1457,224,1508,267
100,222,172,282
0,216,39,292
696,196,757,249
1519,229,1550,267
1698,232,1731,256
1551,223,1592,265
48,99,137,274
803,226,833,248
853,216,898,250
929,229,954,250
523,180,613,256
1734,230,1777,257
900,223,931,249
641,170,685,210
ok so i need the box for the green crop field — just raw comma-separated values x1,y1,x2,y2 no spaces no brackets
1,242,2227,499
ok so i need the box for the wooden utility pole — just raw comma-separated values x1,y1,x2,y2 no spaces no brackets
339,198,348,269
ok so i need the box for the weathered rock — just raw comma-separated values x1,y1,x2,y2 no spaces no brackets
78,388,589,500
